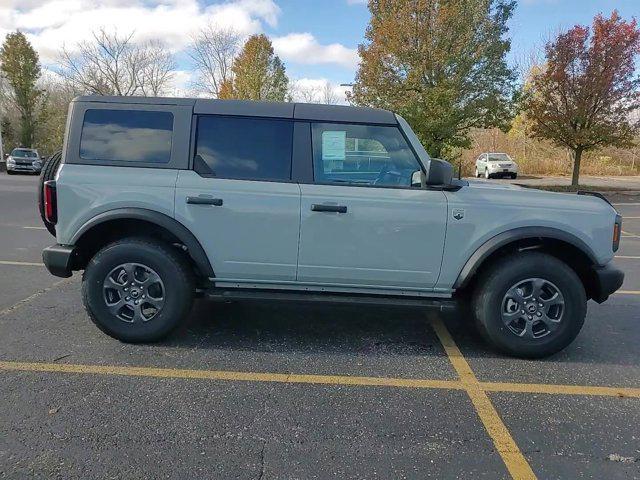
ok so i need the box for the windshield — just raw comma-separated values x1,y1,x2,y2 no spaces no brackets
11,149,38,158
488,153,511,162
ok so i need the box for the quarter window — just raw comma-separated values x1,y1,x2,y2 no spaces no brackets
80,109,173,163
194,116,293,181
311,123,422,187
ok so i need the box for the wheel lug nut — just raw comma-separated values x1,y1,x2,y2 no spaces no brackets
135,300,139,305
125,296,130,301
521,310,525,313
527,315,533,320
536,312,542,317
538,303,543,307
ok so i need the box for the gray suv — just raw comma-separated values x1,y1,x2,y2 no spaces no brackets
40,96,624,358
6,148,43,174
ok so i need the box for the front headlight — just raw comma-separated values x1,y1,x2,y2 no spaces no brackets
6,157,15,166
33,160,42,167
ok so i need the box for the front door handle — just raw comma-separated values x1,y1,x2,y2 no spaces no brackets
187,196,223,206
311,204,347,213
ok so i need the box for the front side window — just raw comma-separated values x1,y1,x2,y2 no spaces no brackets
80,109,173,163
311,123,422,187
194,115,293,181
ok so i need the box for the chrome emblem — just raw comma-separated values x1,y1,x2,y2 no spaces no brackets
452,208,465,220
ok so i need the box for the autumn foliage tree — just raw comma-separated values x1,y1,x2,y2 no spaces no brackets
526,11,640,186
223,34,289,102
350,0,517,158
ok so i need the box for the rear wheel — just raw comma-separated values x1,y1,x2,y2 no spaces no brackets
38,151,62,237
472,252,586,358
484,168,490,179
82,238,195,342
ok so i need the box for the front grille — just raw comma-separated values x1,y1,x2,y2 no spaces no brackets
499,164,511,168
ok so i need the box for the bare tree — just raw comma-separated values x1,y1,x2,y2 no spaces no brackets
60,28,175,96
290,80,341,104
320,82,339,105
188,24,240,97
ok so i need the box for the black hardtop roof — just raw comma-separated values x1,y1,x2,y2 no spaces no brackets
72,95,397,125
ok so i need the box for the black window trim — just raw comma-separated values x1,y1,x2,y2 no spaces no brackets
78,108,175,166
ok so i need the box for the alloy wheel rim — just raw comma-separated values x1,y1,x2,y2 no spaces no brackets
102,263,165,323
501,277,565,339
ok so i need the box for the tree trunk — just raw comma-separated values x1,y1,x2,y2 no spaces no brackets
571,148,582,187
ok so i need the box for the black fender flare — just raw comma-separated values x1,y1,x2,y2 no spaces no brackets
453,226,598,289
71,208,214,277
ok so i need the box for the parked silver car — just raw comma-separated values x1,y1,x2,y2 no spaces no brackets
475,152,518,179
6,148,43,174
39,96,623,358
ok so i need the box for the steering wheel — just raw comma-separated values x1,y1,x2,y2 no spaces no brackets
372,164,403,186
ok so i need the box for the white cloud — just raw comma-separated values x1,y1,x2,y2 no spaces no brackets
273,33,358,70
346,0,367,4
2,0,280,62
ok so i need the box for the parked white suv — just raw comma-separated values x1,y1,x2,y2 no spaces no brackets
39,96,624,358
475,152,518,179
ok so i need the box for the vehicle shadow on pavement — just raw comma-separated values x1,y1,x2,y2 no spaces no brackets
161,298,444,359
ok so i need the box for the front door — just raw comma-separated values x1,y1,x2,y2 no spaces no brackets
297,122,448,290
175,115,300,282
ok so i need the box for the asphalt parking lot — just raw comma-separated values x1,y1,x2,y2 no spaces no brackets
1,173,639,479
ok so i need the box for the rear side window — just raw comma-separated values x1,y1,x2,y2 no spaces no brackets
194,115,293,181
80,109,173,164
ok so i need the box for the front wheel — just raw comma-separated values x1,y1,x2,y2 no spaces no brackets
484,169,490,179
473,252,586,358
82,238,195,342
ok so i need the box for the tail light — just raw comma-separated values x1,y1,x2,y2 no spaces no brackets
612,214,622,252
44,180,57,224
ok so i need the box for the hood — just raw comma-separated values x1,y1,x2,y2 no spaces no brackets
465,180,525,191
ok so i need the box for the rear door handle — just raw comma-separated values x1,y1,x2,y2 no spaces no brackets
311,204,347,213
187,196,223,206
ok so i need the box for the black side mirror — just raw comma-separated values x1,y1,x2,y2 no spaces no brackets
426,158,454,186
3,153,8,159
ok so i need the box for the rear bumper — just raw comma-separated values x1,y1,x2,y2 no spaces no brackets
591,263,625,303
42,244,77,278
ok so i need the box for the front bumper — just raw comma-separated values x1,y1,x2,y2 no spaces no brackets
42,244,78,278
7,163,41,173
591,264,625,303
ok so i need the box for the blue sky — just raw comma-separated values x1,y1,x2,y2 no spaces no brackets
1,0,638,100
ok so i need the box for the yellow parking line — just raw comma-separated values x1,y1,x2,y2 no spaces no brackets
615,256,640,259
23,226,47,230
0,260,44,267
481,381,640,398
0,360,462,391
615,290,640,295
430,317,537,480
1,359,638,399
622,230,640,238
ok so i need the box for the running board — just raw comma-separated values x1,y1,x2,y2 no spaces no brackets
204,288,457,311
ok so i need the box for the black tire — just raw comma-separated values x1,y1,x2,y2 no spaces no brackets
6,170,14,175
38,151,62,237
511,173,518,179
82,237,195,342
473,252,586,358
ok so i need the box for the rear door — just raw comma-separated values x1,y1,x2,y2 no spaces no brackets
174,115,301,283
297,122,448,291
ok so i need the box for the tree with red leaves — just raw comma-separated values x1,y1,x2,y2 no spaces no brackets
526,11,640,186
